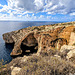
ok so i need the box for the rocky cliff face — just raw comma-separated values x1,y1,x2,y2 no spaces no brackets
3,21,75,56
1,21,75,75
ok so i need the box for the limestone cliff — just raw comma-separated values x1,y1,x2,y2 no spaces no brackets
3,21,75,56
1,21,75,75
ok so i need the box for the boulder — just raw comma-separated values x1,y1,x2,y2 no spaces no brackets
11,67,21,75
60,45,75,61
60,45,75,52
66,49,75,59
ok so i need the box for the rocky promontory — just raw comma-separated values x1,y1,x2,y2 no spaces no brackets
3,21,75,56
1,21,75,75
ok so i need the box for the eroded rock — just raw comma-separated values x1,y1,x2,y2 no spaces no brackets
58,26,75,44
1,21,75,75
11,67,21,75
69,31,75,45
60,45,75,52
2,22,75,56
66,49,75,59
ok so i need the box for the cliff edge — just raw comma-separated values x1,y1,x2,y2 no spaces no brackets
1,21,75,75
3,21,75,56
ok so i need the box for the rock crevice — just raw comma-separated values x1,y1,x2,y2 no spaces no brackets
3,22,75,56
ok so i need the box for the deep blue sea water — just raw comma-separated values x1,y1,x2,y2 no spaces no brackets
0,21,61,64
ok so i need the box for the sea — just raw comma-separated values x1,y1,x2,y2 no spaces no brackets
0,21,62,64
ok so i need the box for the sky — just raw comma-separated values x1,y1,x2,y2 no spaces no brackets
0,0,75,21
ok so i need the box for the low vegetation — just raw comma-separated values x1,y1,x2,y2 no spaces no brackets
16,50,75,75
0,49,75,75
1,21,75,75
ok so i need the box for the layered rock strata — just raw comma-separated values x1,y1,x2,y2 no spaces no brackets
3,21,75,56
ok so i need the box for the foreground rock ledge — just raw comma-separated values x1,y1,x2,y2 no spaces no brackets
3,21,75,56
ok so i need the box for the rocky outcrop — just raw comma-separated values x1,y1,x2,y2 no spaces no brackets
3,32,14,43
66,49,75,59
60,45,75,59
58,26,75,44
60,45,75,52
69,31,75,45
1,21,75,75
3,21,75,56
11,67,21,75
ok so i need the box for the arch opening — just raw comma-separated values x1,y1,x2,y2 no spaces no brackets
21,33,38,56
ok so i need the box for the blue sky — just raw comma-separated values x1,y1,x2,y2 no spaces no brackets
0,0,75,21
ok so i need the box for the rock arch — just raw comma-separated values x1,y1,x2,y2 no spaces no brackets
10,32,38,56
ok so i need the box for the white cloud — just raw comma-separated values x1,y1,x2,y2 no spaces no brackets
0,5,10,12
32,14,34,16
0,4,3,7
70,12,75,16
47,12,54,14
34,0,45,11
0,0,75,21
6,0,75,15
0,0,75,15
45,0,75,14
0,12,74,21
0,14,7,18
7,0,45,12
47,16,51,19
39,15,44,19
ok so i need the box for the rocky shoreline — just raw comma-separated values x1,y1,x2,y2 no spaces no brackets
1,21,75,75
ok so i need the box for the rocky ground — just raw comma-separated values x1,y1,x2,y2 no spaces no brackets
0,21,75,75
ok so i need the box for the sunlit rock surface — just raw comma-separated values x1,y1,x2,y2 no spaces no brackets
1,21,75,75
3,21,75,56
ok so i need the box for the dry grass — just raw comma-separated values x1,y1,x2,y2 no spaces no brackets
1,49,75,75
15,50,75,75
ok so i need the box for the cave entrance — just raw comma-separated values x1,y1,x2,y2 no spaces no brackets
21,33,38,56
21,43,38,56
